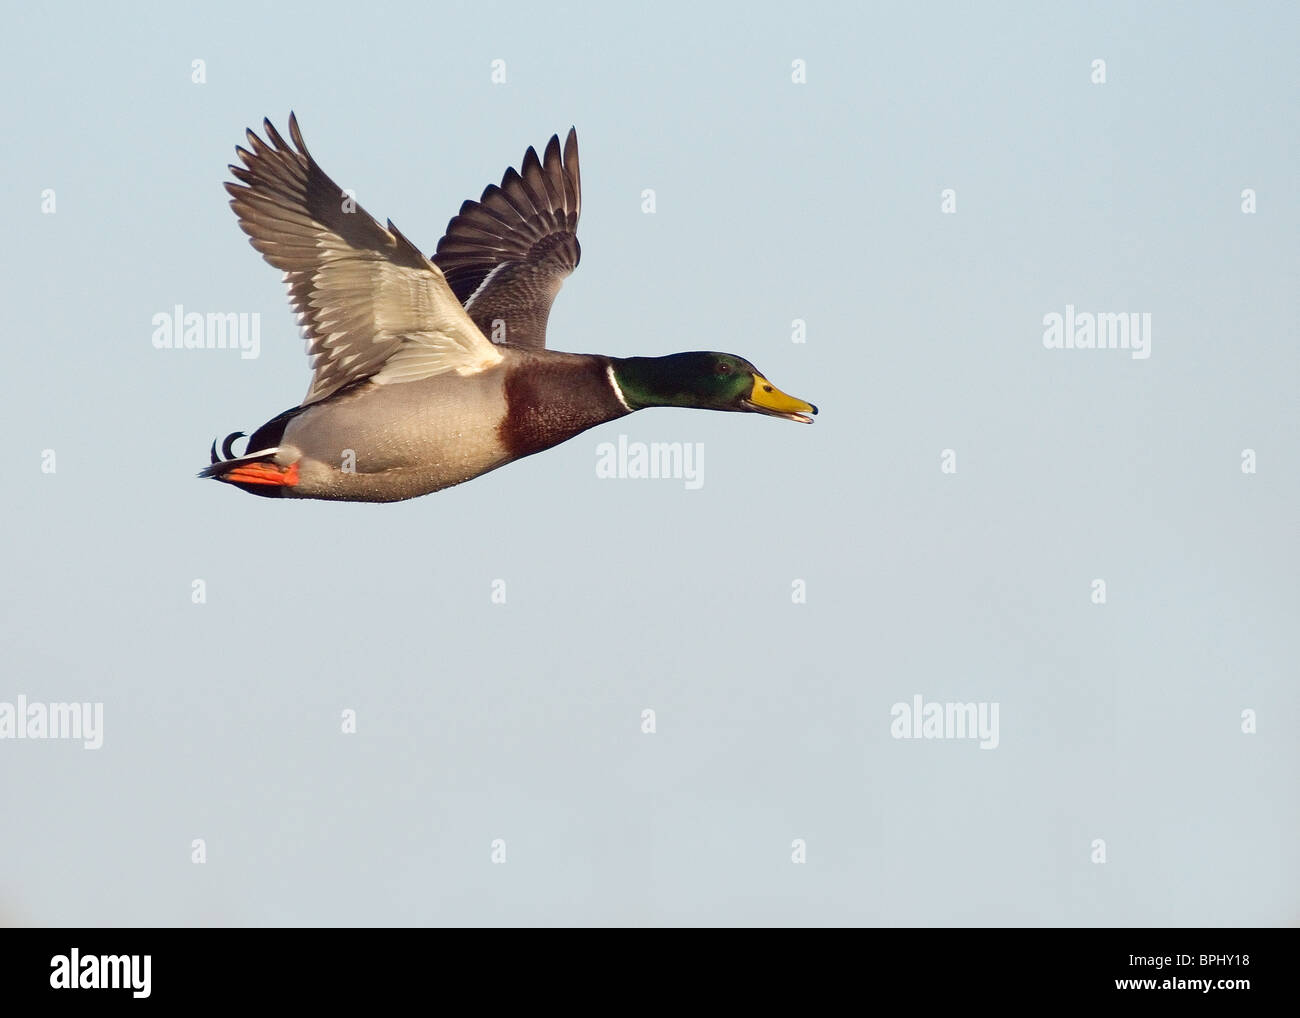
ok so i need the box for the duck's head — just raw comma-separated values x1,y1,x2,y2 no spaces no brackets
610,352,817,423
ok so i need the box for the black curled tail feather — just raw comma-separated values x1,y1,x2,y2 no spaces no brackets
209,431,246,464
200,406,303,479
221,431,246,460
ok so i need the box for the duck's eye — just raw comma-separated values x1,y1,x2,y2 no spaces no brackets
716,363,731,374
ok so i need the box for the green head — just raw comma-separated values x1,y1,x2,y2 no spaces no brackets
609,352,818,423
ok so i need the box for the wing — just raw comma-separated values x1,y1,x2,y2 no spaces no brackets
226,113,503,407
432,129,581,351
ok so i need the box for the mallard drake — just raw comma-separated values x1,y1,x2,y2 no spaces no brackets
201,114,817,501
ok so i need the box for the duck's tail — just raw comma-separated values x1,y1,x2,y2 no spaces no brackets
200,416,300,495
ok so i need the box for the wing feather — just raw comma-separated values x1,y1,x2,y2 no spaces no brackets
431,128,582,351
225,113,502,406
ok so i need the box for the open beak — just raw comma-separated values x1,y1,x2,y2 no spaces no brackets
743,375,818,423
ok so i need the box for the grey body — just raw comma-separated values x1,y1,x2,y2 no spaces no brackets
279,369,510,501
276,348,628,501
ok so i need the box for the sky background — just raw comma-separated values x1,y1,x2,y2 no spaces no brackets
2,1,1296,926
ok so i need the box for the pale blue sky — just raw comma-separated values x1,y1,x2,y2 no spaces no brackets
2,1,1296,926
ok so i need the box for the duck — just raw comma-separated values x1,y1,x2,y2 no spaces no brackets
201,114,817,502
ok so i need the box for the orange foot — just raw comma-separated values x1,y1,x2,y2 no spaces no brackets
223,460,301,487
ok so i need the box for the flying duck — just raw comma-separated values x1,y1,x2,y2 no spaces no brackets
201,114,817,501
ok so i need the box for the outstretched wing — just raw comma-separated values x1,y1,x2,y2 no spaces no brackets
226,113,503,407
432,129,581,351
